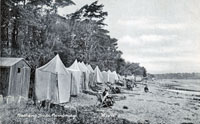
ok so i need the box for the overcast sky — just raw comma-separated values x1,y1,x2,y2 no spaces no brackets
58,0,200,74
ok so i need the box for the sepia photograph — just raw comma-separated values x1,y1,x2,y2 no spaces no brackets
0,0,200,123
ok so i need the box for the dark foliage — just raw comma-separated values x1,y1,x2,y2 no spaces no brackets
1,0,146,76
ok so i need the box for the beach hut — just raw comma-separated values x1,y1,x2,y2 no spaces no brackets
0,57,30,99
35,55,71,103
93,66,104,84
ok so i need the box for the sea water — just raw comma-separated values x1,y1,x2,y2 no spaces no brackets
166,79,200,95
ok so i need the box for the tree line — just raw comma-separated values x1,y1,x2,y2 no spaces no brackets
1,0,146,77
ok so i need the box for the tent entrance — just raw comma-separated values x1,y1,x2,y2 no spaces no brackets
47,73,59,103
82,72,86,90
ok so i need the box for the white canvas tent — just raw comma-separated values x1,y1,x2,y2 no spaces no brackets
86,64,94,73
69,59,80,70
93,66,104,83
102,71,109,83
79,62,89,72
86,64,94,88
112,71,119,81
35,55,71,103
78,62,90,90
118,74,124,81
135,75,143,82
67,60,83,96
121,75,125,79
108,70,115,84
126,75,135,81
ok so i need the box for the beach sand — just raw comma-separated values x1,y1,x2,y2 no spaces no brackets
104,79,200,124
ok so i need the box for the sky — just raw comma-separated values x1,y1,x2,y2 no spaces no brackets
58,0,200,74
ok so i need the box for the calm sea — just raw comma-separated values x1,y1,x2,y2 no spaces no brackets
163,79,200,95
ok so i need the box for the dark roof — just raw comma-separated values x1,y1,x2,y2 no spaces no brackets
0,57,30,67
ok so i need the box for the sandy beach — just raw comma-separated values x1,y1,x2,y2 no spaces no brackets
62,79,200,123
103,79,200,124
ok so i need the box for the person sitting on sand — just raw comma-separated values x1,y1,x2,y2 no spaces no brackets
126,79,133,90
102,88,110,104
115,87,121,93
144,84,149,93
102,88,109,101
102,88,114,107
